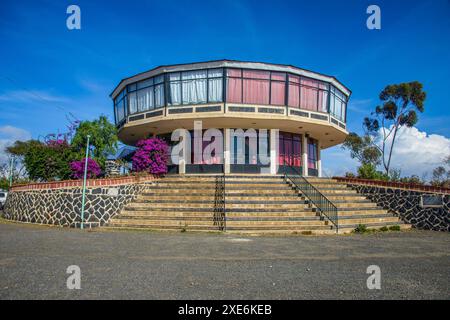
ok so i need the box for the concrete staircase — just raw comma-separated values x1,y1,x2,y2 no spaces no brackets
305,177,409,233
106,175,408,234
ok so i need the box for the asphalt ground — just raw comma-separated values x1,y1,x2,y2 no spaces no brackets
0,221,449,299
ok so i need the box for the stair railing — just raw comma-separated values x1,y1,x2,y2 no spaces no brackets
213,173,226,231
282,159,339,232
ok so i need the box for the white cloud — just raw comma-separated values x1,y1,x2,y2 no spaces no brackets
0,125,32,165
323,126,450,179
382,126,450,178
346,99,372,114
0,90,68,103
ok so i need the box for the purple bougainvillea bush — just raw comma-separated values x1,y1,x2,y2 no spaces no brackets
70,158,102,179
132,138,169,175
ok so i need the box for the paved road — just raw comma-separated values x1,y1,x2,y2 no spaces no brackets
0,221,449,299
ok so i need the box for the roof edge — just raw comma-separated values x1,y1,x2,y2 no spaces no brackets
110,59,352,99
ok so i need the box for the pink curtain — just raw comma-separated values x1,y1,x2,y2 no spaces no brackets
288,75,300,108
307,140,317,169
318,90,328,112
288,83,299,107
227,68,242,77
227,78,242,103
301,86,318,111
271,81,285,105
271,72,286,81
243,70,270,79
243,79,269,104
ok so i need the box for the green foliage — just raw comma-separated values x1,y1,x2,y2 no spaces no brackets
388,225,401,231
399,175,424,185
429,155,450,187
342,133,381,166
6,140,41,158
71,115,118,168
4,116,119,183
0,177,9,191
379,226,389,232
363,81,426,175
357,164,388,180
354,224,368,233
23,141,77,181
344,172,356,178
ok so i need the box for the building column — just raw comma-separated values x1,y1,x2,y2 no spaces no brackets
270,129,279,175
302,134,308,176
224,128,231,174
178,130,188,175
317,142,322,177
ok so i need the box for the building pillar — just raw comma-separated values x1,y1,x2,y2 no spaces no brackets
317,142,322,177
302,134,308,176
224,128,231,174
178,130,188,175
270,129,279,175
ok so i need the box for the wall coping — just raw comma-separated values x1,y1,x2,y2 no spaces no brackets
333,177,450,195
10,174,158,191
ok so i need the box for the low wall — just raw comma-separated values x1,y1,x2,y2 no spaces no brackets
2,175,157,228
334,178,450,232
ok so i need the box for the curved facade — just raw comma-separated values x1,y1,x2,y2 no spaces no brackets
111,60,351,176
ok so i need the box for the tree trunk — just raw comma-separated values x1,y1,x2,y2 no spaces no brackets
385,124,400,176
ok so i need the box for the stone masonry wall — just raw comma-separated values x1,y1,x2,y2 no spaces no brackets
2,182,154,228
348,184,449,232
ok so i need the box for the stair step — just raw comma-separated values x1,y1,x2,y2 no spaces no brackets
103,174,409,234
336,217,401,224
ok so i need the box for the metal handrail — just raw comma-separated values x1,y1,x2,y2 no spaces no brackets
282,160,339,232
213,173,226,231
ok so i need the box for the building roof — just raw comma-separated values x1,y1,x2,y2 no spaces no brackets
110,59,351,99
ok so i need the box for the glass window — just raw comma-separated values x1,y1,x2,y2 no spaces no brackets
208,77,222,102
288,75,300,108
114,90,127,123
182,70,207,104
154,83,164,108
117,99,125,122
300,78,319,111
242,70,270,105
243,78,269,104
208,68,223,78
137,78,153,89
128,83,137,92
154,75,164,84
278,132,302,167
243,70,270,79
169,73,181,106
307,138,318,169
227,77,242,103
318,85,329,113
330,86,346,121
208,68,223,102
128,91,137,114
137,86,153,112
270,72,286,105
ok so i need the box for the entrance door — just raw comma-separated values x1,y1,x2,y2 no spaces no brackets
278,132,302,174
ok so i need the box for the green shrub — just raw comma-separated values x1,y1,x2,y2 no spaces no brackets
379,226,389,232
357,164,388,180
354,224,368,233
389,225,401,231
345,172,356,178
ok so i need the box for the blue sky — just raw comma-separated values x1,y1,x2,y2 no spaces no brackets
1,0,449,177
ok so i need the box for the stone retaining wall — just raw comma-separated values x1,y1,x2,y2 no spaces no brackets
2,176,157,228
347,184,449,232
